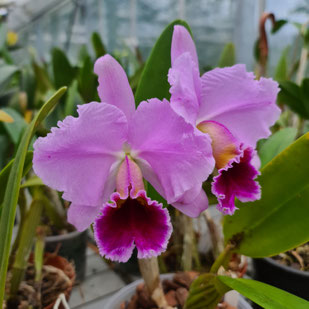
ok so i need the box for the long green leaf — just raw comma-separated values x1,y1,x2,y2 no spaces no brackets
78,55,96,102
91,32,107,58
64,80,83,117
1,108,27,145
301,78,309,116
0,87,66,306
134,19,191,105
0,65,19,91
0,151,33,206
218,276,309,309
9,196,43,297
52,48,76,88
20,176,44,188
258,127,297,168
278,81,309,119
223,133,309,257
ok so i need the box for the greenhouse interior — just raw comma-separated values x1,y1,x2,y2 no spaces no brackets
0,0,309,308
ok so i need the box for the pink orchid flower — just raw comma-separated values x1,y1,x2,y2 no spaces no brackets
168,25,281,215
33,55,214,262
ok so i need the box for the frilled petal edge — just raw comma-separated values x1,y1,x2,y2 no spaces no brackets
94,191,172,262
33,102,128,206
212,146,261,215
198,64,280,147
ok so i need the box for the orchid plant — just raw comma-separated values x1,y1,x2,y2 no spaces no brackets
1,19,309,309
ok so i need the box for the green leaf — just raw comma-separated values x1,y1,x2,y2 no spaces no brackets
135,19,191,105
91,32,107,58
32,61,53,94
77,44,90,64
20,66,36,109
271,19,288,34
9,195,44,296
274,47,289,82
64,80,83,117
300,78,309,114
0,151,33,206
218,276,309,309
0,134,9,169
78,55,96,102
218,43,235,68
185,273,230,309
0,87,66,305
129,65,144,93
0,65,19,91
1,107,27,144
223,133,309,257
278,81,309,119
52,48,76,88
20,176,44,188
259,127,297,168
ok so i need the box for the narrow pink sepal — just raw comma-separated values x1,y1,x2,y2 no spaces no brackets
94,54,135,120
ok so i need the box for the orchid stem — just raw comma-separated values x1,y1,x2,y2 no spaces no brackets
182,215,194,271
138,257,169,308
209,243,235,274
203,209,224,260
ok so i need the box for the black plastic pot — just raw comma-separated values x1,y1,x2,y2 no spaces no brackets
253,258,309,300
45,230,87,282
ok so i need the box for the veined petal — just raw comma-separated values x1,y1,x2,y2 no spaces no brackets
172,186,209,217
168,52,201,124
197,120,241,170
171,25,199,68
94,55,135,120
212,146,261,215
198,64,280,147
33,102,128,206
94,191,172,262
128,98,215,205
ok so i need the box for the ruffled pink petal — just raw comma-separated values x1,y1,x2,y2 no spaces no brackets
94,55,135,120
168,52,201,124
33,102,128,206
198,64,280,147
94,191,172,262
171,25,199,68
128,98,215,206
212,146,261,215
172,186,209,217
68,203,101,232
